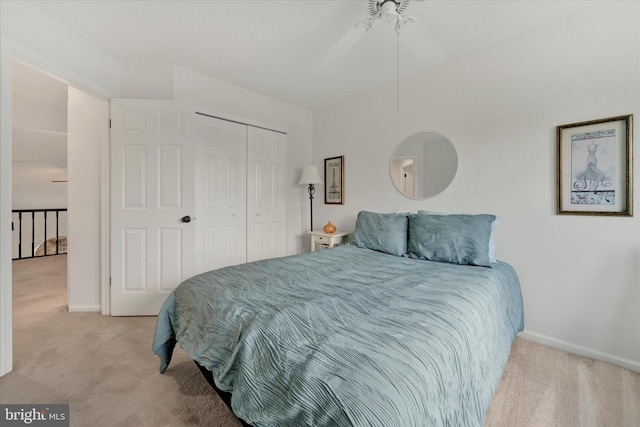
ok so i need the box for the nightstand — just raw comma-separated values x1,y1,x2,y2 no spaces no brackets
309,231,351,252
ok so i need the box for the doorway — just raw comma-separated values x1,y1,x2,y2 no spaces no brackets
11,59,69,297
391,157,416,198
2,58,109,376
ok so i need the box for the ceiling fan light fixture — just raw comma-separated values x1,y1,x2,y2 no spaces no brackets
380,1,399,24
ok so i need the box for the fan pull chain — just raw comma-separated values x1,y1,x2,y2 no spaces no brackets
397,26,400,114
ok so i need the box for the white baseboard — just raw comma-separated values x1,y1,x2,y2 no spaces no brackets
68,304,101,313
518,330,640,373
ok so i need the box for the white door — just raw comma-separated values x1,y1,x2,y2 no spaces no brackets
247,127,287,262
194,114,247,275
402,160,415,198
110,100,196,316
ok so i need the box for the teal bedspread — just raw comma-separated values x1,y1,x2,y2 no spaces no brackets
153,244,524,426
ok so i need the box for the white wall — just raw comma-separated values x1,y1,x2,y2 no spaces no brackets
11,167,68,210
12,96,66,133
121,64,174,99
66,86,109,312
313,2,640,370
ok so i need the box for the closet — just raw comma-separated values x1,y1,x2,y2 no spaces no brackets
194,113,287,275
110,100,287,315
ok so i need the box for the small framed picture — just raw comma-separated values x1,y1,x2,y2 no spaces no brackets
324,156,344,205
557,114,633,216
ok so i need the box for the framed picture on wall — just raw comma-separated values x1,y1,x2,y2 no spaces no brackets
557,114,633,216
324,156,344,205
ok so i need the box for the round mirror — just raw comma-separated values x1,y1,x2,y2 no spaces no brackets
390,131,458,199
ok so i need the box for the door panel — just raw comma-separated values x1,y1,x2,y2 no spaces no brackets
195,114,247,275
123,145,147,208
123,228,146,292
158,145,183,208
247,127,287,262
158,228,182,291
111,100,195,316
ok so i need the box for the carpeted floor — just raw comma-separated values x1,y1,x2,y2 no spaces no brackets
1,255,639,426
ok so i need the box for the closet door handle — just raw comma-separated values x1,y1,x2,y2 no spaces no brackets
181,215,192,223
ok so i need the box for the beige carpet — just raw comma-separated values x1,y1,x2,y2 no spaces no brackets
1,255,639,426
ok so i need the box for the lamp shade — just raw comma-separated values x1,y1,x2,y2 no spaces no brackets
298,165,323,185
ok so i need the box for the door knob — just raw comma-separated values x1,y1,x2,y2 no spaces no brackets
181,215,192,223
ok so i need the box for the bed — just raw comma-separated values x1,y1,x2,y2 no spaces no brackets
153,211,524,426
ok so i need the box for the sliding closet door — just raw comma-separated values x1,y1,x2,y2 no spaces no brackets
247,127,287,262
195,114,247,274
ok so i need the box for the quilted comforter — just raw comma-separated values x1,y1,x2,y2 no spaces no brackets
153,244,524,426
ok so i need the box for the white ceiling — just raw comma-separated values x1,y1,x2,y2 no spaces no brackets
29,0,598,110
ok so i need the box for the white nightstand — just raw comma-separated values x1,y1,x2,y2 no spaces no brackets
309,231,351,252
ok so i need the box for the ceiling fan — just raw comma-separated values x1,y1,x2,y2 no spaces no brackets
361,0,425,32
317,0,428,65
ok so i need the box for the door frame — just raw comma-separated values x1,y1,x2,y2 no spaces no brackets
0,37,13,377
0,38,112,376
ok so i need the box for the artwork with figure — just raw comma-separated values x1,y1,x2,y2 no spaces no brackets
571,129,616,205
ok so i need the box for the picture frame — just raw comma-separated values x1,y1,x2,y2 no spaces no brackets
557,114,633,216
324,156,344,205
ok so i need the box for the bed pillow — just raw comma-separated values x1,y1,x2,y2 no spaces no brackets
418,210,499,263
408,213,495,266
351,211,408,257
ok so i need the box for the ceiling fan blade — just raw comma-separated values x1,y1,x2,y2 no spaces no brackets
315,20,372,66
398,15,447,67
